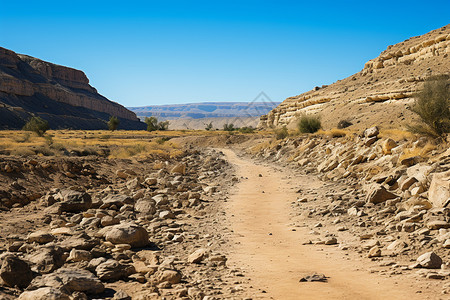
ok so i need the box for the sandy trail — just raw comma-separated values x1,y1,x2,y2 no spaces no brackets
222,148,429,300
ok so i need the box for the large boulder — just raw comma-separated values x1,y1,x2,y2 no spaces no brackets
28,268,104,294
365,185,397,204
95,259,135,281
54,190,92,212
105,223,150,247
18,287,70,300
26,246,65,274
428,170,450,208
0,254,33,288
416,252,442,269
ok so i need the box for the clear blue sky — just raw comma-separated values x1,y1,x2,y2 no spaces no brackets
1,1,448,107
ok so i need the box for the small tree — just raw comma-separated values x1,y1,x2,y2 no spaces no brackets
408,75,449,140
205,122,213,131
145,117,158,131
23,116,49,136
223,123,235,131
145,117,169,131
297,114,321,133
107,116,119,131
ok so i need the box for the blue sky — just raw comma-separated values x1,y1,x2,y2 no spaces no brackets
0,1,448,106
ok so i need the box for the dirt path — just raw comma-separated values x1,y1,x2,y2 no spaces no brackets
222,149,435,300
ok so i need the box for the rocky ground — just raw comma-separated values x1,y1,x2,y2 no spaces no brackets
0,148,250,299
0,129,448,299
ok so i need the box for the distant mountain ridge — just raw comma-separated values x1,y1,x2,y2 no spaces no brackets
128,101,281,120
0,47,145,130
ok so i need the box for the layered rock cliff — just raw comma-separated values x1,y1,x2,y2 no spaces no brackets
260,25,450,130
0,47,145,130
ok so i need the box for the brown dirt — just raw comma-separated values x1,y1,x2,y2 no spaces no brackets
222,148,444,299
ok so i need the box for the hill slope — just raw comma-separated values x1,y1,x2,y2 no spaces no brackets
260,25,450,130
0,47,145,130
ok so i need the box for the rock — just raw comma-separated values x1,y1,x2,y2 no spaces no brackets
100,216,120,227
368,246,382,258
416,252,442,269
54,190,92,212
135,199,156,215
382,138,397,154
443,239,450,248
159,210,175,219
116,169,137,179
144,178,157,186
27,230,55,244
18,287,70,300
364,136,378,147
29,268,104,294
171,163,186,175
400,156,420,167
324,237,338,245
386,240,407,252
67,249,92,262
400,177,418,191
0,254,33,288
105,223,149,247
113,290,132,300
366,185,397,204
26,246,65,274
126,178,141,190
428,170,450,208
188,248,207,264
95,259,135,281
155,270,182,284
364,126,379,138
299,273,328,282
426,220,450,230
102,194,132,208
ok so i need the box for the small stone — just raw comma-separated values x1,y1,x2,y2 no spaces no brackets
188,248,207,264
299,273,328,282
416,252,442,269
368,246,382,258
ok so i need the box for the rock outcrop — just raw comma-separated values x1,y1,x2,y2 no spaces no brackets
0,47,145,130
260,25,450,130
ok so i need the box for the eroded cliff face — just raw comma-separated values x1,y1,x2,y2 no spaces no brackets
260,25,450,131
0,47,144,129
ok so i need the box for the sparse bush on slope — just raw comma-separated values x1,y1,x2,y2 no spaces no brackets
408,75,450,141
107,116,120,131
297,114,321,133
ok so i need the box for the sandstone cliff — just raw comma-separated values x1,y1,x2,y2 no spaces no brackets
0,47,145,130
260,25,450,130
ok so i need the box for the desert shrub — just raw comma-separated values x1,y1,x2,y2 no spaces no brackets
23,116,49,136
408,75,449,141
107,116,120,131
238,126,255,133
155,137,171,144
223,123,236,131
297,115,321,133
205,122,213,131
274,126,288,139
13,133,31,143
145,117,170,131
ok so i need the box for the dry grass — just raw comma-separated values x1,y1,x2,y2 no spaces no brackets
399,142,437,161
313,128,354,138
0,130,187,158
379,129,416,141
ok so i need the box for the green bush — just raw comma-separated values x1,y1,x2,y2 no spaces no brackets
22,116,49,136
297,114,321,133
145,117,170,131
223,123,236,131
408,75,449,140
107,116,120,131
274,126,288,139
205,122,213,131
238,126,255,133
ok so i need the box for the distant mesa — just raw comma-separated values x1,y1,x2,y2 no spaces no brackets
0,47,146,130
260,25,450,130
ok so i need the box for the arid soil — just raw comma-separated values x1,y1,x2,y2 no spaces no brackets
0,133,448,299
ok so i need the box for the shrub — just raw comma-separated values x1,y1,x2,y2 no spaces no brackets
297,114,321,133
223,123,235,131
205,122,213,131
239,126,255,133
107,116,120,131
408,75,449,141
145,117,169,131
274,126,288,139
23,116,49,136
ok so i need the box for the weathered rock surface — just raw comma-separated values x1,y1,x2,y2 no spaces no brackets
0,254,33,288
105,223,150,247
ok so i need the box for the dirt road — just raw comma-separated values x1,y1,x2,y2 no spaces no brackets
222,149,437,300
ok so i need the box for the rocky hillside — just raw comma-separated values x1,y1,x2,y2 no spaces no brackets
260,25,450,130
0,47,145,130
